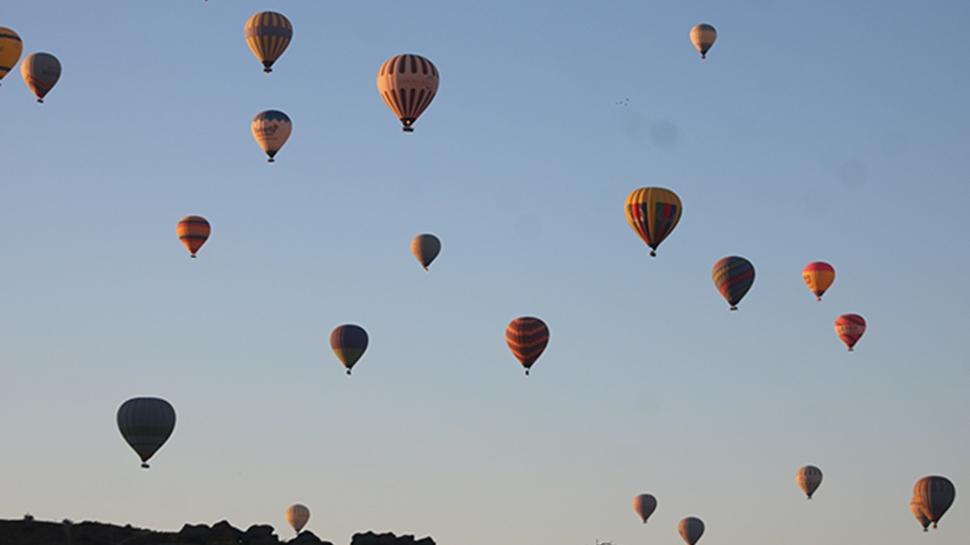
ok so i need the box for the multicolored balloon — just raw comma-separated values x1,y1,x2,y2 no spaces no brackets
411,234,441,271
251,110,292,162
678,517,705,545
505,317,549,376
376,54,439,132
690,24,717,59
117,397,176,469
910,501,931,532
20,52,60,103
330,324,369,375
795,465,823,499
802,262,835,301
633,493,657,523
912,476,956,529
244,11,292,73
176,215,211,258
834,314,866,351
285,504,310,534
624,187,682,257
0,27,23,84
712,256,755,311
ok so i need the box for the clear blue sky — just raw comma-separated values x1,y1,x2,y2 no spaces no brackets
1,1,967,544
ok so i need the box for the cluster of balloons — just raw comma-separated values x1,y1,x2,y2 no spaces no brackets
0,27,61,102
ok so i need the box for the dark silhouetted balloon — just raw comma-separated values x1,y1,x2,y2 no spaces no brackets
678,517,705,545
633,494,657,523
117,397,176,469
330,324,369,375
913,476,956,529
411,234,441,271
795,465,823,499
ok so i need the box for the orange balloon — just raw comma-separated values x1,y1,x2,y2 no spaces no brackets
176,216,210,258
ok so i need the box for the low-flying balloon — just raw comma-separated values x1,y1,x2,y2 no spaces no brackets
834,314,866,351
20,52,60,103
117,397,176,469
678,517,705,545
285,504,310,534
910,501,931,532
376,53,439,132
690,24,717,59
251,110,291,162
0,27,24,85
633,494,657,523
712,256,755,310
330,324,369,375
411,234,441,270
912,476,956,529
176,215,211,258
244,11,292,73
802,262,835,301
795,465,823,499
505,317,549,376
624,187,682,257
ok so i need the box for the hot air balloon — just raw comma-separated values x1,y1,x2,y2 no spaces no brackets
411,234,441,271
795,465,823,499
633,494,657,523
117,397,176,469
285,504,310,534
913,476,956,529
834,314,866,351
802,262,835,301
0,27,23,84
505,317,549,376
244,11,292,74
690,24,717,59
624,187,682,257
20,52,60,103
911,501,931,532
678,517,705,545
376,54,439,132
251,110,291,162
330,324,368,375
176,215,211,258
712,256,755,310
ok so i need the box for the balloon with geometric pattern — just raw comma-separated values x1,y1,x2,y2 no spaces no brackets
624,187,682,257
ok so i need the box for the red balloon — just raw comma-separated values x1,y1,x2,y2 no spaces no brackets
835,314,866,351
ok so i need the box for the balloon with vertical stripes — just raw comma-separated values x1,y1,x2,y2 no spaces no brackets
376,54,439,132
244,11,293,74
625,187,682,257
0,27,23,83
505,317,549,376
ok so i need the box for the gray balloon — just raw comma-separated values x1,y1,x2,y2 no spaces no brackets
117,397,176,469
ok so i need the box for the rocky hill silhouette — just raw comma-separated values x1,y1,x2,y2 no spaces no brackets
0,518,435,545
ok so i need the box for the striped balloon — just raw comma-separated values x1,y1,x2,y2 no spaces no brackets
376,54,439,132
505,317,549,376
330,324,369,375
911,501,931,532
244,11,292,73
624,187,682,257
912,476,956,529
678,517,705,545
802,261,835,301
411,233,441,271
795,465,823,499
117,397,176,469
690,24,717,59
712,256,755,311
0,27,23,83
285,504,310,534
633,493,657,523
834,313,866,351
20,52,60,103
251,110,292,162
176,215,211,258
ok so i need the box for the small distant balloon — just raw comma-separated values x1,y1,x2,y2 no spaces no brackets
912,476,956,529
834,314,866,351
20,52,60,103
678,517,705,545
910,501,931,532
802,262,835,301
624,187,682,257
377,53,439,132
244,11,292,73
712,256,755,310
0,27,24,84
176,215,211,258
285,504,310,534
330,324,369,375
633,494,657,523
251,110,292,162
411,234,441,270
795,465,823,499
690,24,717,59
505,317,549,376
117,397,176,469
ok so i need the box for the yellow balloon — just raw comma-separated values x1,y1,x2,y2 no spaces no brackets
285,504,310,534
0,27,24,82
690,24,717,59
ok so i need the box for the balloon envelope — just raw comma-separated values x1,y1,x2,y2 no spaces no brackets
712,256,755,310
330,324,369,374
795,465,823,499
0,27,24,82
411,234,441,270
20,52,60,102
176,215,211,258
678,517,705,545
376,54,439,132
244,11,292,73
834,314,866,351
117,397,176,468
802,262,835,301
505,317,549,375
913,476,956,529
285,504,310,534
624,187,682,257
251,110,292,162
633,494,657,523
690,24,717,58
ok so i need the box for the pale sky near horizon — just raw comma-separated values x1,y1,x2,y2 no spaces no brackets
1,1,968,544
